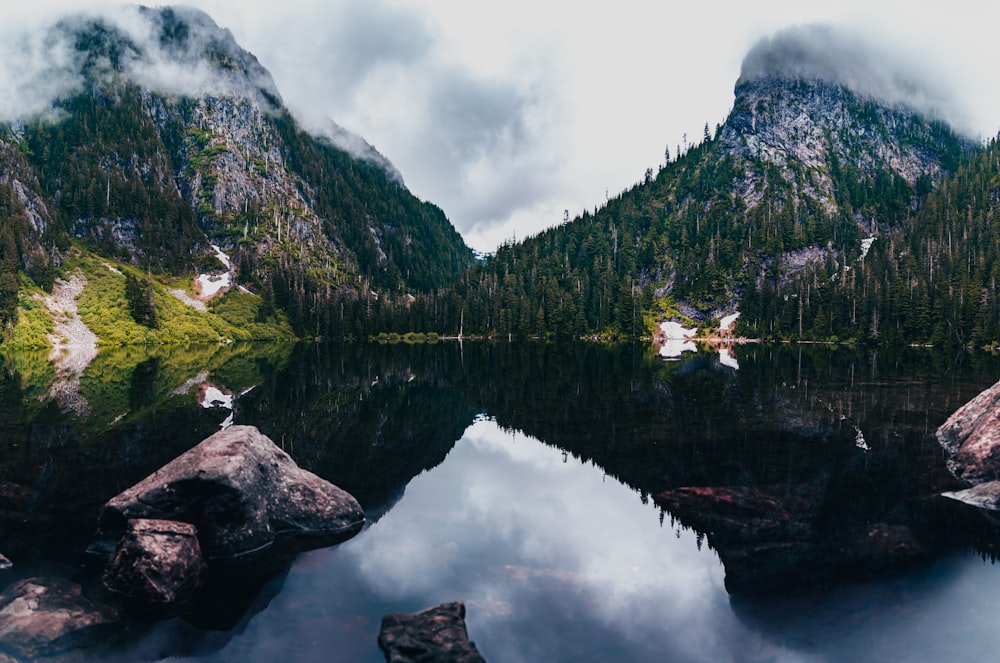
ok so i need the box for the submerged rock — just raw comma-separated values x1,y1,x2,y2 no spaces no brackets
937,379,1000,486
378,601,487,663
656,483,930,594
0,577,120,660
103,518,204,606
98,425,364,560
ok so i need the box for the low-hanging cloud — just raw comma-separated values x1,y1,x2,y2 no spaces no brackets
0,4,419,176
0,5,283,123
739,24,968,132
0,18,84,122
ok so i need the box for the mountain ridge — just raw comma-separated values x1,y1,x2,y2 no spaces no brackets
0,4,474,340
393,25,984,344
2,14,998,347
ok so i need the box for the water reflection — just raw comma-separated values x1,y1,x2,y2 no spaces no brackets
144,420,802,663
4,342,1000,661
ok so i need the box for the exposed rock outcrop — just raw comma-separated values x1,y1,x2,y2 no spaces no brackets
102,519,205,606
937,379,1000,487
0,577,120,660
98,425,365,561
41,271,99,416
378,601,487,663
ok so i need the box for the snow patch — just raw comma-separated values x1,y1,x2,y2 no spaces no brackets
189,244,235,299
719,347,740,370
196,272,231,297
854,426,870,451
859,237,875,261
719,312,740,332
659,339,697,360
660,321,696,339
210,244,232,270
200,385,234,410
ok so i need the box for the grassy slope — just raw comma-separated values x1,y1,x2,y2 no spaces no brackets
8,248,296,349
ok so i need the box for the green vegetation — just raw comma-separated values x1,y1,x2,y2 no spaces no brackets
349,79,981,346
64,252,294,345
23,86,203,273
752,136,1000,346
8,284,54,349
0,17,995,351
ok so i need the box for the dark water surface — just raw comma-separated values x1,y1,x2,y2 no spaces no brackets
2,342,1000,662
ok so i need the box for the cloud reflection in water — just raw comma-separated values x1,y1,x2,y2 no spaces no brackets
334,419,790,662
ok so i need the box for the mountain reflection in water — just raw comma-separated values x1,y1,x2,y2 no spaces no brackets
3,342,1000,661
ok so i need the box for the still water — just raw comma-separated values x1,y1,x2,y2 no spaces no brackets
3,342,1000,661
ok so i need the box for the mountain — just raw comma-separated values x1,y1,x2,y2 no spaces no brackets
0,6,473,339
420,25,982,343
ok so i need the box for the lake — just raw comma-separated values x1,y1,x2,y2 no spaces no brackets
2,342,1000,662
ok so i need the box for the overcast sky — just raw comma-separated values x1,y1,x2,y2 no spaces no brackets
9,1,1000,252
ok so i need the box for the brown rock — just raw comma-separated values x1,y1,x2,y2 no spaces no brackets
0,577,120,659
378,601,487,663
98,425,365,560
937,379,1000,485
103,518,204,605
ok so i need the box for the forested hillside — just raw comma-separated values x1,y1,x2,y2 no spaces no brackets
379,61,975,343
2,14,997,348
0,6,473,341
756,137,1000,345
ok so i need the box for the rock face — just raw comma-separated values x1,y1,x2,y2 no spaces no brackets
102,519,205,605
721,25,966,216
378,601,487,663
937,379,1000,486
98,425,365,560
0,577,120,660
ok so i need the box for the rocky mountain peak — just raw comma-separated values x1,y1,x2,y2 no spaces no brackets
716,25,971,217
56,5,282,107
736,24,950,118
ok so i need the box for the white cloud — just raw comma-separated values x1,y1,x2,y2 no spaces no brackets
5,0,1000,253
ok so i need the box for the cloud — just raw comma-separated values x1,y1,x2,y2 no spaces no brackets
739,24,966,131
411,71,556,227
114,6,281,102
261,4,555,245
0,17,85,122
0,5,285,124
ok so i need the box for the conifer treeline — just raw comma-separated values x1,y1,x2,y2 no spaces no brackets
748,138,1000,345
354,119,984,345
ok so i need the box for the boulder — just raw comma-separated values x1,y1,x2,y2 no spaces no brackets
655,484,930,594
942,480,1000,510
98,425,364,561
0,577,120,660
937,379,1000,485
378,601,487,663
655,484,821,593
102,518,204,605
